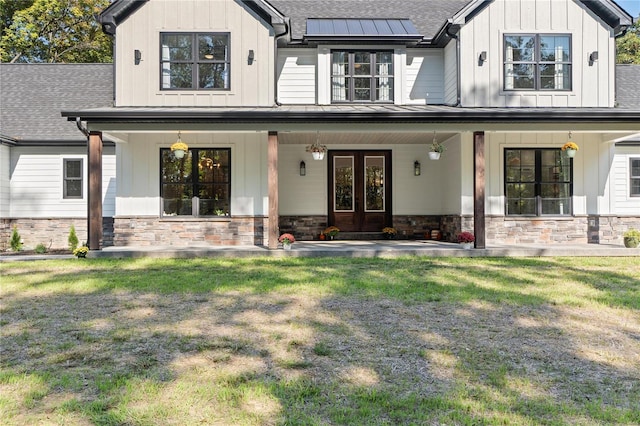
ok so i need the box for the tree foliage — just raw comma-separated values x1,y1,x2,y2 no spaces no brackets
617,16,640,64
0,0,112,63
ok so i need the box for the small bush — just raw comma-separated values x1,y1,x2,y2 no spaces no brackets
68,225,79,251
35,243,48,254
10,226,22,252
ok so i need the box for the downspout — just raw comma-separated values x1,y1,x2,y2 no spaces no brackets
75,117,89,137
446,22,461,107
273,18,290,106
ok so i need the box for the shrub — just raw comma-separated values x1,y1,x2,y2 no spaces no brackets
10,226,22,252
457,232,475,243
35,243,48,254
68,225,79,251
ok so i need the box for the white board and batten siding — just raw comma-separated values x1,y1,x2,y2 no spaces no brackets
405,49,445,105
115,133,267,217
443,41,458,105
612,145,640,215
114,0,275,107
8,147,116,218
459,0,615,107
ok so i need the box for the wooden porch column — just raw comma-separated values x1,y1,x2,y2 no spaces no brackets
267,131,279,249
473,131,486,249
88,131,103,250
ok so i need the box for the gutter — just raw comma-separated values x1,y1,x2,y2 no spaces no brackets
273,18,290,106
75,117,90,137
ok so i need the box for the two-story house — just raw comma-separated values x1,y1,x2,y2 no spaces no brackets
2,0,640,251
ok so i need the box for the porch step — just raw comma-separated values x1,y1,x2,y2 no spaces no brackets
336,232,386,240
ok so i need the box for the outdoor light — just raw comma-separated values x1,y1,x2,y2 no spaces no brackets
479,51,487,63
414,160,421,176
248,49,255,65
590,51,598,62
300,161,306,176
134,49,142,65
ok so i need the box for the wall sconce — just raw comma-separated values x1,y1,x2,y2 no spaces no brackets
589,51,598,65
414,161,421,176
478,51,487,65
248,50,254,65
134,49,142,65
299,161,306,176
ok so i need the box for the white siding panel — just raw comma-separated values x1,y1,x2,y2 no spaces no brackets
277,49,317,104
0,145,9,217
612,146,640,215
459,0,615,107
443,41,458,105
115,133,267,217
406,50,444,105
115,0,274,107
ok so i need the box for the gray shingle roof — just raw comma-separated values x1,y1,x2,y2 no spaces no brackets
268,0,471,41
616,64,640,109
0,63,113,141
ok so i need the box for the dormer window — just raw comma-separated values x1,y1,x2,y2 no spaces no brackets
161,33,230,90
504,34,571,91
331,51,394,103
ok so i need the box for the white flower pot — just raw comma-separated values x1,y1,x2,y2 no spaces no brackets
312,151,325,160
461,242,473,250
173,149,185,159
428,152,441,160
283,243,292,250
565,149,576,158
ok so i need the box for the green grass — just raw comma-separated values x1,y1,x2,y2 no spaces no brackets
1,256,639,425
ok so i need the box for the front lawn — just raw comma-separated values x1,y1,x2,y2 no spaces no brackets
1,257,639,425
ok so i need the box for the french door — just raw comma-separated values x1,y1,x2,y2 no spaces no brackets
328,150,392,232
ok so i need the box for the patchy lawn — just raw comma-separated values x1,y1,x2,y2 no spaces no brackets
1,257,639,425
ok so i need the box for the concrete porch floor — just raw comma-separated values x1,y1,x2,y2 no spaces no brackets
2,240,638,261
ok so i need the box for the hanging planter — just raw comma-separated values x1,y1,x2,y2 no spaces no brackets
562,135,578,158
171,132,189,159
428,131,444,160
306,132,327,160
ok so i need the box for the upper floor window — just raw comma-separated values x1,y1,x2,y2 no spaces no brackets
504,34,571,91
505,148,572,216
631,158,640,197
63,159,83,199
161,33,230,90
331,51,393,103
161,148,231,217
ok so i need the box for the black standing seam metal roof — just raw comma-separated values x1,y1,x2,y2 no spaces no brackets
305,18,422,39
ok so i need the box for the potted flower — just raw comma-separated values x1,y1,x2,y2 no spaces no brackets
428,139,445,160
457,231,475,249
171,139,189,159
623,228,640,248
562,141,579,158
278,233,296,250
306,142,327,160
73,246,89,258
382,227,397,239
323,226,340,240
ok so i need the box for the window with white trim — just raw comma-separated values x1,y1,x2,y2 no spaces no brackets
331,50,393,102
63,159,83,199
161,33,230,90
504,34,571,91
505,148,573,216
631,158,640,197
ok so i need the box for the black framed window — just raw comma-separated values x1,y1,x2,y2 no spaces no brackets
504,34,571,91
331,50,394,103
161,33,230,90
505,148,573,216
161,148,231,216
631,158,640,197
63,159,83,199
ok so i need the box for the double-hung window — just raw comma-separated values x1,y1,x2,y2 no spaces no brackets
631,158,640,197
331,50,394,102
161,33,230,90
63,159,83,199
504,34,571,91
161,148,231,217
505,149,573,216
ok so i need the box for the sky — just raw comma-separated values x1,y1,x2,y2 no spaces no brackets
617,0,640,18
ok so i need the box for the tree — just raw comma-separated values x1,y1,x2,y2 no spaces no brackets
617,16,640,64
0,0,112,63
0,0,34,35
